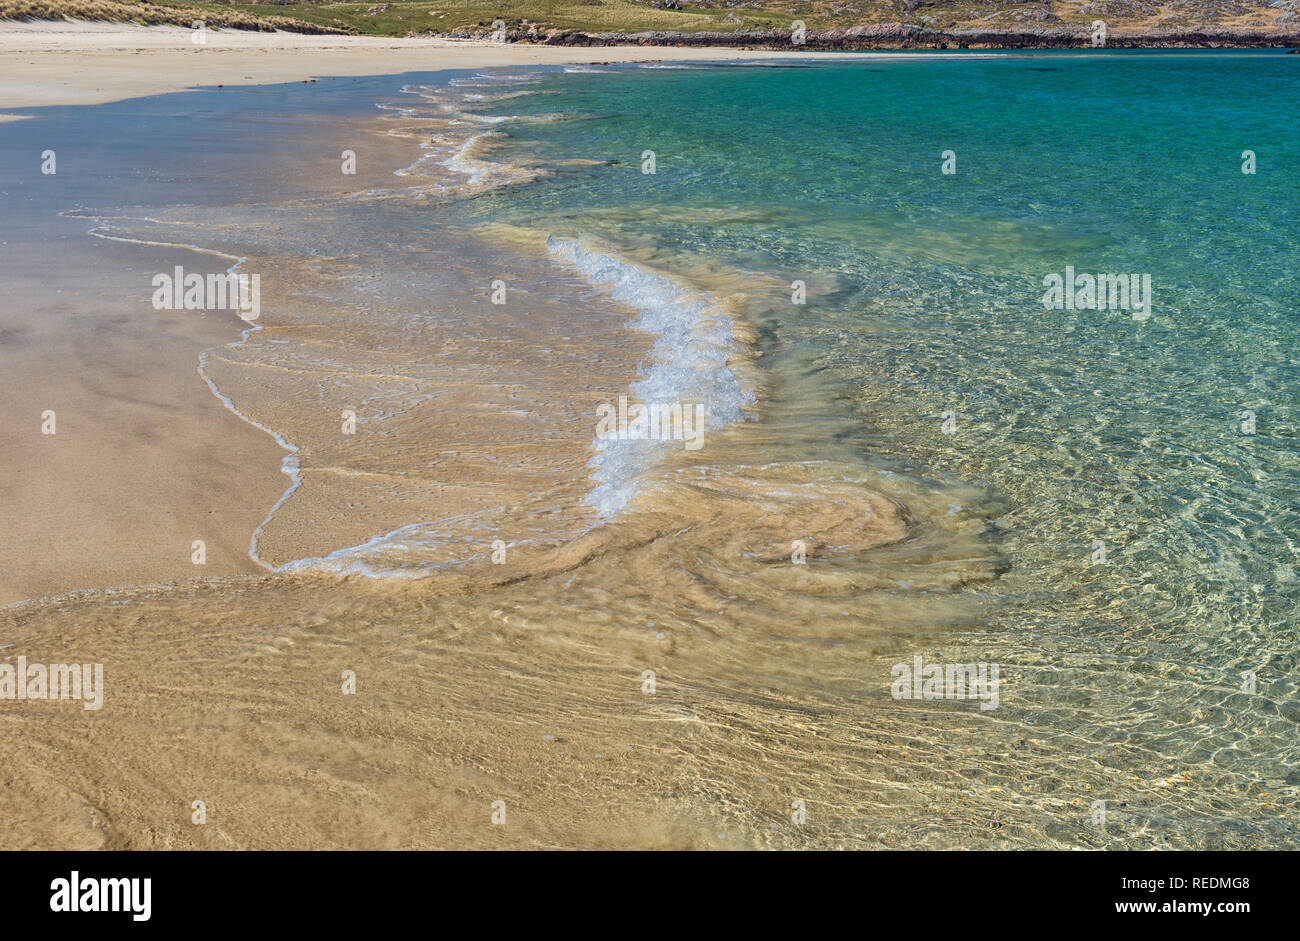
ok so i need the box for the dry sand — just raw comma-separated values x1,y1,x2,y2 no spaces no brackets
0,20,888,115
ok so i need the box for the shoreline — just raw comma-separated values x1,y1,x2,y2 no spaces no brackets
0,69,669,601
0,45,1293,851
0,22,913,113
3,22,1289,117
458,25,1300,50
0,23,919,605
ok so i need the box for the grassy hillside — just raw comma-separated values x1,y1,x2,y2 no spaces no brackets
2,0,1297,38
179,0,795,36
0,0,348,31
191,0,1300,36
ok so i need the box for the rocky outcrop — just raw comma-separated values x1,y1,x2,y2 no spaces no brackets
451,23,1300,48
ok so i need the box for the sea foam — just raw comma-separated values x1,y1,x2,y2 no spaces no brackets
546,236,754,516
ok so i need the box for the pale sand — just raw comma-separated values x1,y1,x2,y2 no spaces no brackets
0,21,890,114
0,267,290,606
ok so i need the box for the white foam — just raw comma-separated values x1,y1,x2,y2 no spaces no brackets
441,131,502,187
387,84,526,189
546,236,754,516
75,215,302,571
276,508,512,578
266,239,755,579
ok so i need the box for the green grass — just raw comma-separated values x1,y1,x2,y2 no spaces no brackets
205,0,800,37
6,0,1286,38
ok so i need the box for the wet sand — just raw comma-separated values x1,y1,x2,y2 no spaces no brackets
0,237,291,605
0,68,1006,849
0,22,894,605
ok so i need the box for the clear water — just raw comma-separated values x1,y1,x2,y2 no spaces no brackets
3,54,1297,848
454,53,1300,842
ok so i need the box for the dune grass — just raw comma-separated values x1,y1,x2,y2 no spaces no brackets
0,0,352,31
213,0,797,37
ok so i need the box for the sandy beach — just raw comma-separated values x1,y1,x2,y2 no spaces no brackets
1,27,1293,854
0,21,892,115
0,32,996,848
0,22,888,604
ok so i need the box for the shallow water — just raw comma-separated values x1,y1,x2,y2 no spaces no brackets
455,53,1300,844
0,54,1296,849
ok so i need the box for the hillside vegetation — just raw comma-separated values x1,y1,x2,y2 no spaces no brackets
3,0,1298,40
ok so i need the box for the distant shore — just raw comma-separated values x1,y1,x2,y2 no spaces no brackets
2,20,1293,116
0,22,902,113
467,25,1300,51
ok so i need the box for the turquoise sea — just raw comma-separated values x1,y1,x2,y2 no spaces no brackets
457,52,1300,839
